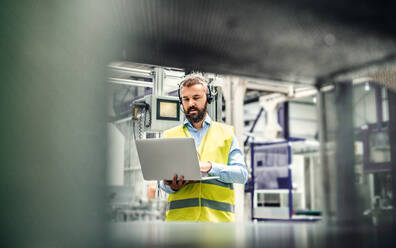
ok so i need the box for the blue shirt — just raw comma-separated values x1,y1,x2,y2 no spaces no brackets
159,115,248,194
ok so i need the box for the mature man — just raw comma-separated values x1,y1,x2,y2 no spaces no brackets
159,74,248,222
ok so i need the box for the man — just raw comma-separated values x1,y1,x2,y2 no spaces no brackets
159,74,248,222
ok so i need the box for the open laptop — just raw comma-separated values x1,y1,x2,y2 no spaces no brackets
135,138,219,181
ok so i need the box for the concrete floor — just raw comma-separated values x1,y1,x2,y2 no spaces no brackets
107,221,395,248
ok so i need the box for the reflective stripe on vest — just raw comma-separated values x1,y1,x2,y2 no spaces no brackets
167,198,235,213
163,121,235,222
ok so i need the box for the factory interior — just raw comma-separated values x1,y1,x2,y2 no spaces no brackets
2,1,396,247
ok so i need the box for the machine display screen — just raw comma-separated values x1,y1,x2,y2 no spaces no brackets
156,98,180,121
369,130,390,164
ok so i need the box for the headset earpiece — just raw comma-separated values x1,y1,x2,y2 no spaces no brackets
177,82,182,105
206,85,213,104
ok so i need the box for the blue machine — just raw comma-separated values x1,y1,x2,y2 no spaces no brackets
250,141,293,221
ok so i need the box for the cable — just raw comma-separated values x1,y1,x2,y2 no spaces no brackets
144,104,152,128
131,104,138,141
131,101,151,140
138,107,144,139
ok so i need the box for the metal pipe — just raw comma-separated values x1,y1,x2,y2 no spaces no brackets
293,88,318,98
164,72,184,79
258,87,317,104
108,78,153,88
108,65,153,79
246,81,291,94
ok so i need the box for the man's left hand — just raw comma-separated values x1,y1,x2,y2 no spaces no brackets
199,161,212,173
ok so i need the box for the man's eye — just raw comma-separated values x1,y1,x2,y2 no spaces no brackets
193,96,201,100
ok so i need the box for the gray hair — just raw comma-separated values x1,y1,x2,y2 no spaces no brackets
179,73,209,94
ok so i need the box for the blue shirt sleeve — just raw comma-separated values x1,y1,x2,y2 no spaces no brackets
159,180,176,194
208,134,248,184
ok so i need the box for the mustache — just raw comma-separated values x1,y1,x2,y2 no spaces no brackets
187,107,199,113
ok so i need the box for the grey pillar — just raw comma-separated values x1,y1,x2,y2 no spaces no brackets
154,67,165,97
335,82,359,224
388,89,396,225
231,78,247,222
223,76,247,222
317,90,329,219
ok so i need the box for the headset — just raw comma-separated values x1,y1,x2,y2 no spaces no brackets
177,76,213,105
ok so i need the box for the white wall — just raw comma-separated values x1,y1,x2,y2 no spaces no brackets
107,123,125,185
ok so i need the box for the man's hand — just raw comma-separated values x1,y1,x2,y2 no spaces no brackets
163,174,191,191
199,161,212,173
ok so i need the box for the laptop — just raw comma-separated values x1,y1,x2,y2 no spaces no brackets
135,138,219,181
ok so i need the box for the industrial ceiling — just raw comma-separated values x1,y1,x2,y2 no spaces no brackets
109,0,396,87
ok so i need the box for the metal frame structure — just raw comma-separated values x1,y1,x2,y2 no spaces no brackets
108,65,185,124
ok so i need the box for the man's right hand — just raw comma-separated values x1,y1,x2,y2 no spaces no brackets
163,174,191,191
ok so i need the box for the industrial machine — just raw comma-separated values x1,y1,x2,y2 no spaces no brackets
131,94,182,139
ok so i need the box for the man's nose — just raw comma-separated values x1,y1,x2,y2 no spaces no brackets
186,99,196,106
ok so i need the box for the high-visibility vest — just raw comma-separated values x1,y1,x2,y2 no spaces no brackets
163,121,235,222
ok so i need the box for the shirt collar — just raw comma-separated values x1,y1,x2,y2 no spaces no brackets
184,114,212,129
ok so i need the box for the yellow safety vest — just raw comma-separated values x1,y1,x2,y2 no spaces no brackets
163,121,235,222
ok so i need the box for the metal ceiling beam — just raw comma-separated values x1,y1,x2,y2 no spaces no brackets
108,65,153,79
108,78,153,88
246,81,292,94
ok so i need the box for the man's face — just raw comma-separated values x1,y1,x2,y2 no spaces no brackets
181,84,208,123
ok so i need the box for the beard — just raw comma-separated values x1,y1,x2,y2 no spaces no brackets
184,103,207,123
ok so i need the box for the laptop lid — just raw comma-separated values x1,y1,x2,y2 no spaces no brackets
136,138,217,181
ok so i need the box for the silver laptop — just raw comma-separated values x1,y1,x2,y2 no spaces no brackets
135,138,219,181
